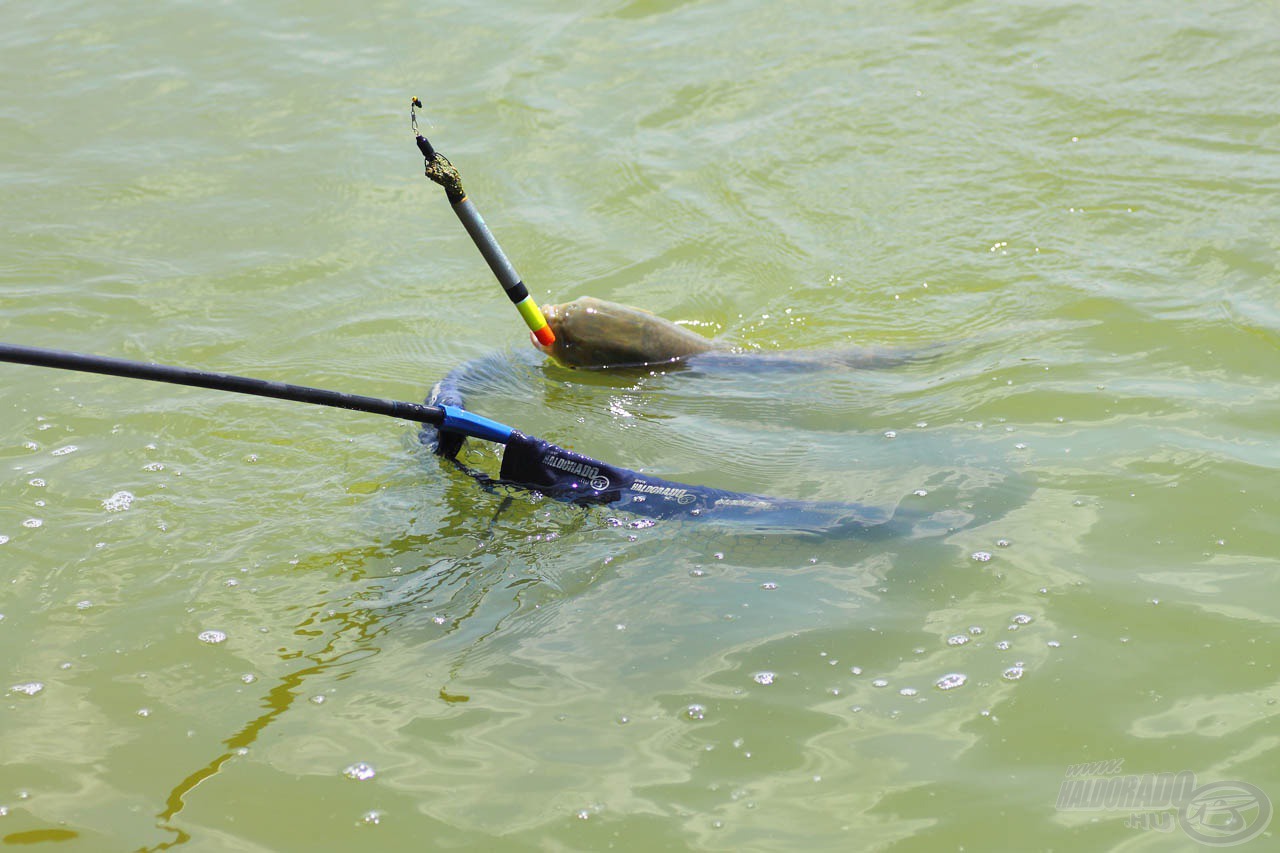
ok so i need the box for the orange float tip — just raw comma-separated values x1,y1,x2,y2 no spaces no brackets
533,325,556,347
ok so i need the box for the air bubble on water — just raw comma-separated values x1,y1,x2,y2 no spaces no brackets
936,673,967,691
689,568,707,577
760,582,777,591
884,430,897,439
753,672,776,686
627,519,655,530
359,810,383,826
241,674,256,684
850,666,862,675
310,695,326,705
51,445,78,456
971,551,992,562
343,762,376,781
143,461,164,471
76,600,92,610
0,536,8,546
1047,640,1061,648
9,682,44,697
872,679,889,688
899,687,919,697
969,626,984,635
947,634,970,646
137,708,151,718
1011,614,1033,625
29,478,45,487
197,630,227,644
225,579,239,588
686,704,706,720
102,491,134,512
1002,666,1024,681
22,519,42,528
996,539,1011,548
996,640,1010,650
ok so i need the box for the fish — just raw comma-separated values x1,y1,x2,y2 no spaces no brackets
532,296,716,368
532,296,922,370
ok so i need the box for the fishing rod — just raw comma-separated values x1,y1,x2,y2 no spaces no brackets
0,342,513,444
411,98,556,348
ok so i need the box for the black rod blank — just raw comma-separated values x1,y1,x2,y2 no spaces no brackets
0,342,445,426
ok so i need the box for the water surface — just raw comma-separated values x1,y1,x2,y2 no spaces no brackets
2,1,1278,849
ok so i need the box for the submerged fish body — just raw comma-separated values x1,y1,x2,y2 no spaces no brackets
534,297,717,368
533,296,922,371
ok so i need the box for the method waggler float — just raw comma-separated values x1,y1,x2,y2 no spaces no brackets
412,98,556,348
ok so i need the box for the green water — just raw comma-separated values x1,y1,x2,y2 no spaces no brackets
3,1,1278,850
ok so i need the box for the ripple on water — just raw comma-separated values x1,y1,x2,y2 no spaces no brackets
343,762,376,781
102,491,134,512
9,682,44,697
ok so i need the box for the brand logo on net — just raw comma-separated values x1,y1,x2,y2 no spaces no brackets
544,454,610,491
631,480,696,504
